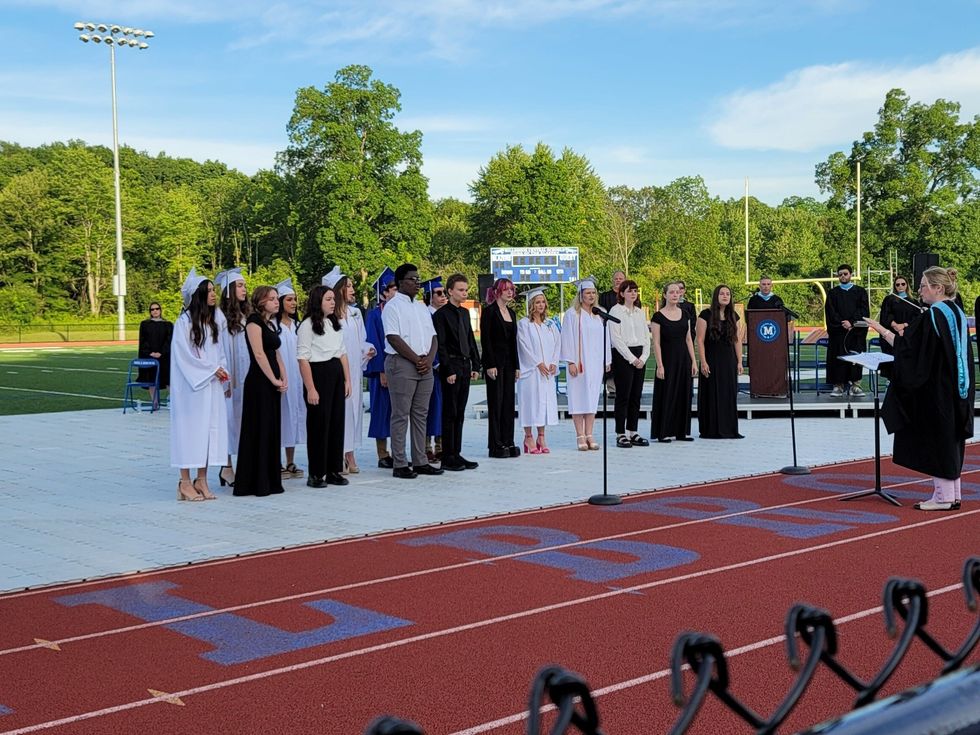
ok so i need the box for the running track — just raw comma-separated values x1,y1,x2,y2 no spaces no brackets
1,448,978,735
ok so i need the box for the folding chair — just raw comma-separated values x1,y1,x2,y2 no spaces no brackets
123,358,160,413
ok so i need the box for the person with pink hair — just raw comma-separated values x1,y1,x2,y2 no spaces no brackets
480,278,520,458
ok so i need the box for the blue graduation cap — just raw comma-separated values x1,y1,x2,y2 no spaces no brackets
420,276,444,307
372,267,396,301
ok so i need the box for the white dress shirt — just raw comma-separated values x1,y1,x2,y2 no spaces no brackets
382,292,436,355
609,304,651,363
297,318,347,362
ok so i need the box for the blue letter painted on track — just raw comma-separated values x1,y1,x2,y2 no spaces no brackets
56,581,412,666
611,496,896,539
0,704,12,716
401,525,698,582
783,474,980,502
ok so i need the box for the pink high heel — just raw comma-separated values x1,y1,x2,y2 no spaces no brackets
536,437,550,454
524,438,542,455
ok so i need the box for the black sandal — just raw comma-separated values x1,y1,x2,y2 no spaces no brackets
616,435,633,448
630,435,650,447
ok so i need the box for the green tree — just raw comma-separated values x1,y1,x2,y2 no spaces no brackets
280,64,432,296
469,143,610,294
815,88,980,273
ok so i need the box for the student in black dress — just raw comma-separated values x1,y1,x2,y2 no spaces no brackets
867,266,974,511
650,282,698,442
481,278,520,458
696,285,743,439
234,286,287,497
876,274,923,380
137,302,173,406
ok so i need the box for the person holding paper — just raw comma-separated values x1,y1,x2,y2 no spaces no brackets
866,266,974,511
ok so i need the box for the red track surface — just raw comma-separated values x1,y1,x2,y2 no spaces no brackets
2,448,978,735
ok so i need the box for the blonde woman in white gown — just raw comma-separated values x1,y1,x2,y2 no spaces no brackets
517,287,560,454
560,278,611,451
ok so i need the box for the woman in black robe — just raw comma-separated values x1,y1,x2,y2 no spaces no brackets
650,281,697,442
867,266,974,511
234,285,286,497
137,303,173,403
696,285,743,439
481,278,520,458
876,275,922,380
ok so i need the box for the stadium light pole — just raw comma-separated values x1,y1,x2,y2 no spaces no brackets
73,22,154,341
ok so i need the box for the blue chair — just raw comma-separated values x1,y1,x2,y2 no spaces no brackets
123,358,160,413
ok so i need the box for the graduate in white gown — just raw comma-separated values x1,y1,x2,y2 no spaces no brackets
560,277,611,451
216,267,251,487
517,287,560,454
324,267,375,474
170,269,228,501
275,277,306,479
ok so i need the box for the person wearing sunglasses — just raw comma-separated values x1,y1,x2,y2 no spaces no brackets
825,264,869,398
876,275,922,380
137,302,173,407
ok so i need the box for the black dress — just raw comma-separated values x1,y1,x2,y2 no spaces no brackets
697,309,742,439
234,314,284,496
650,311,693,440
137,318,173,388
481,303,518,453
882,301,975,479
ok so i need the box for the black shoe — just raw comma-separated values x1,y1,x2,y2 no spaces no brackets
458,456,479,470
630,435,649,447
377,456,394,469
489,447,510,459
657,437,672,443
393,466,417,479
676,436,695,442
306,476,327,488
325,472,349,486
951,501,962,510
616,435,633,448
441,459,466,471
508,445,521,457
414,464,444,476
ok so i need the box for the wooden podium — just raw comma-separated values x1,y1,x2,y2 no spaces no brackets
746,309,791,397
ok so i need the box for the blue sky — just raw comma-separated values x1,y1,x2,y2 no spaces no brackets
1,0,979,204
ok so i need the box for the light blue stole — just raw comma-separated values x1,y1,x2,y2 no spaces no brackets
929,301,969,399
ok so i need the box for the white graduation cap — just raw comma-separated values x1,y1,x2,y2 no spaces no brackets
321,266,343,289
180,267,208,307
216,266,244,295
522,286,547,304
274,277,295,296
573,276,597,293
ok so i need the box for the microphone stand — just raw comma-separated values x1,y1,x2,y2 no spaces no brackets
589,308,622,506
779,306,809,475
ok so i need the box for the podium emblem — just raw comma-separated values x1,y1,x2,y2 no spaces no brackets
757,319,780,342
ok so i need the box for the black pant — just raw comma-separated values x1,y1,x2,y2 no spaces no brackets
305,359,345,478
440,363,471,461
612,346,644,434
486,365,516,451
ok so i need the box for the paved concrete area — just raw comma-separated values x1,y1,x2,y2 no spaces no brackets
0,386,902,592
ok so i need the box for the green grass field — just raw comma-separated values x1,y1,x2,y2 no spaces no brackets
0,346,148,415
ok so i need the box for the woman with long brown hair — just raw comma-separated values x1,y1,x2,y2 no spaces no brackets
234,285,287,497
696,284,743,439
217,267,251,487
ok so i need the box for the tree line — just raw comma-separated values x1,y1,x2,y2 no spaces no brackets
1,65,977,326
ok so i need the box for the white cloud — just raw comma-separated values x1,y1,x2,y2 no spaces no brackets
709,47,980,152
422,156,485,201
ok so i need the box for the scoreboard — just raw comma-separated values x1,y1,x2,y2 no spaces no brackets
490,247,579,285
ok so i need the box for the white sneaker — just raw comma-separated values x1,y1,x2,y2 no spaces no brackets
849,384,865,397
914,499,954,511
830,385,844,397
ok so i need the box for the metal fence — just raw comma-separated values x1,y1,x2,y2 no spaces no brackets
0,323,141,343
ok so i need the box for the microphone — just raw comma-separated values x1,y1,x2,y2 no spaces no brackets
592,306,621,323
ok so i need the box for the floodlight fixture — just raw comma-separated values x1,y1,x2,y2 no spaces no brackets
144,30,154,38
85,22,95,30
139,42,148,49
74,22,85,30
79,34,90,42
111,25,121,33
97,23,107,32
92,34,102,42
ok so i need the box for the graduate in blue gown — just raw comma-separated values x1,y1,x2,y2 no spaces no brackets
366,267,396,468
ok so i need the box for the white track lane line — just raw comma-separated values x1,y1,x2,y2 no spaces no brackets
0,513,976,735
0,386,120,402
0,473,971,657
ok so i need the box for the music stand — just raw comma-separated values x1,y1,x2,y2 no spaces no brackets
837,352,900,506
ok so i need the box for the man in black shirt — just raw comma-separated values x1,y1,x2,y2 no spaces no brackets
825,264,869,397
746,277,786,311
598,270,625,312
432,273,482,471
